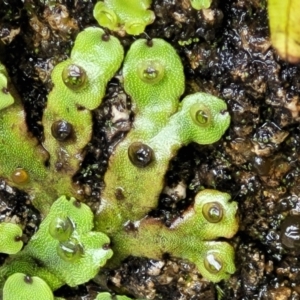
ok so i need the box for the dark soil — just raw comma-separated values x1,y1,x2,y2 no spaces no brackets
1,0,300,299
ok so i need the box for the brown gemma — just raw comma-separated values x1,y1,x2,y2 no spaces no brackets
62,64,87,90
73,200,81,208
14,236,22,242
11,168,29,184
51,120,73,141
102,243,110,250
23,275,33,284
204,253,223,274
146,39,153,47
2,87,9,94
128,142,154,168
101,33,110,41
115,187,125,200
202,202,223,223
124,221,138,233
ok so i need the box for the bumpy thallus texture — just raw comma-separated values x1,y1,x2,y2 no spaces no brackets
0,27,124,214
0,9,237,298
94,0,155,35
0,196,113,292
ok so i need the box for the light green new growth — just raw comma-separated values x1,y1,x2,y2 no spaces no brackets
96,38,185,233
93,36,234,283
3,273,54,300
190,0,212,10
96,292,134,300
0,2,237,295
110,190,238,283
0,27,124,214
0,65,14,110
97,92,230,234
0,196,113,291
0,63,52,213
0,223,23,254
43,27,124,176
96,74,230,234
123,38,185,134
94,0,155,35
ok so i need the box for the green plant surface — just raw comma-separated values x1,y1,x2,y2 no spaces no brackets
95,292,135,300
93,0,155,35
0,63,53,213
42,27,124,177
0,27,123,214
88,35,233,284
123,38,185,134
95,38,185,232
0,196,113,291
190,0,212,10
268,0,300,63
3,273,54,300
0,2,238,296
0,223,23,255
0,85,73,213
109,190,238,283
0,64,14,110
95,91,230,235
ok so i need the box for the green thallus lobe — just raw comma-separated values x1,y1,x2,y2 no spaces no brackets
3,273,54,300
0,196,112,290
0,65,51,213
93,0,155,35
93,37,235,284
95,38,231,236
0,6,237,297
96,292,137,300
0,64,14,110
0,223,23,255
190,0,212,10
110,190,238,283
0,27,123,214
42,26,124,177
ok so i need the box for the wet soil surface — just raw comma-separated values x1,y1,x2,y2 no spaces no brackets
1,0,300,299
